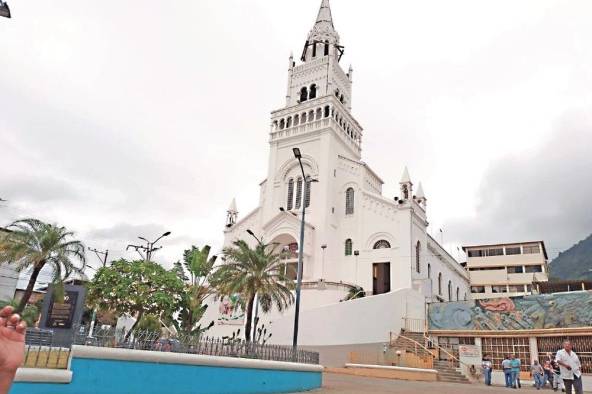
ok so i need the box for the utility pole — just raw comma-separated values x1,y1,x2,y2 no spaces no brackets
87,247,109,338
128,231,171,262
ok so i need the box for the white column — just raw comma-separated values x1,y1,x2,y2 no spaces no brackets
529,337,538,364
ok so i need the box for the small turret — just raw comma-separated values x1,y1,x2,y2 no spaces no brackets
416,182,427,208
399,166,413,201
226,198,238,228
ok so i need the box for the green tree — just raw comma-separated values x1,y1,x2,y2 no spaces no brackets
177,245,217,333
0,219,86,312
211,239,295,341
87,259,184,336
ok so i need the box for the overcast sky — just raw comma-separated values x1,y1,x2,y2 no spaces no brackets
1,0,591,281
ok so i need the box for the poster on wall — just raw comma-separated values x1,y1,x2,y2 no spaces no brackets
459,344,480,358
218,294,245,326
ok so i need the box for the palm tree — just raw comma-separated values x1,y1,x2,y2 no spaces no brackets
178,245,218,333
0,219,86,312
212,239,295,342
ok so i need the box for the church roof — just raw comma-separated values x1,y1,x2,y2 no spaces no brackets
315,0,334,28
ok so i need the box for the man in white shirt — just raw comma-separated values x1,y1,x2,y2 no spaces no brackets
555,340,583,394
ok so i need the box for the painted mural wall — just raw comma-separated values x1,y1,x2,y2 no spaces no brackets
428,291,592,330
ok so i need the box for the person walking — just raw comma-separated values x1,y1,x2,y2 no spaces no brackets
544,353,554,388
482,354,493,386
511,354,522,389
551,355,565,392
502,355,513,388
532,360,545,390
556,340,583,394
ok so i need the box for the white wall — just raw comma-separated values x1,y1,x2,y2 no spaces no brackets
268,288,425,346
0,263,18,301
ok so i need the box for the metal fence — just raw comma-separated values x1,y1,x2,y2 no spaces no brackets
72,326,320,365
23,328,70,369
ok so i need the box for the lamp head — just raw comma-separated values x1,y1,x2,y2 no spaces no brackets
162,231,171,237
246,229,255,236
292,147,302,159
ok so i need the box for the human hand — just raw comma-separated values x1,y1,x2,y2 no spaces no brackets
0,306,27,372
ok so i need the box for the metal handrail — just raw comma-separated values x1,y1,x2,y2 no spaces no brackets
422,334,473,371
390,333,435,360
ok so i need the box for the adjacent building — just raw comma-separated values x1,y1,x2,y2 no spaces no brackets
462,241,549,300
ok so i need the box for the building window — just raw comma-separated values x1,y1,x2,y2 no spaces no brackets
345,187,354,215
491,285,508,293
309,84,317,99
287,178,294,210
523,244,540,254
486,248,504,256
324,41,329,56
300,87,308,102
471,286,485,293
456,287,460,301
464,292,467,301
373,240,391,249
505,246,521,255
415,241,421,273
304,176,312,208
507,266,524,274
345,239,353,256
427,264,431,279
508,285,523,293
482,337,530,372
438,273,442,296
295,177,303,209
467,249,485,257
448,281,452,301
324,105,330,118
525,265,543,273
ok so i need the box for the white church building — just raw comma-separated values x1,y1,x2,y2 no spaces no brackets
204,0,469,355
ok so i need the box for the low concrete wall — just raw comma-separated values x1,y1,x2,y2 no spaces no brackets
326,363,437,382
10,346,323,394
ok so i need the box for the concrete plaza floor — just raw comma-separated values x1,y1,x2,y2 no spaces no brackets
311,372,562,394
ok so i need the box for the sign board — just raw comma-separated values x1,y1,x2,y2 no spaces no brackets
45,290,79,329
459,344,481,358
40,284,87,346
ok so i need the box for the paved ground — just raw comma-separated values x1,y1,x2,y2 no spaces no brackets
311,373,548,394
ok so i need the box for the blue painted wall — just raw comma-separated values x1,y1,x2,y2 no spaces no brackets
11,358,322,394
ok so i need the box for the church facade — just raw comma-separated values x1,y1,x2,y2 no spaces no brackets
208,0,469,345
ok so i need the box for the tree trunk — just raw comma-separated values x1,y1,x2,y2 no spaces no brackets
17,262,44,313
125,310,143,341
244,294,255,342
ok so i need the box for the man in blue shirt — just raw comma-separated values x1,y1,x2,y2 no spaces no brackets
511,354,522,389
502,355,513,388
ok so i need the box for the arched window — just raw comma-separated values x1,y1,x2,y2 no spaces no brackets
301,112,307,123
286,117,292,128
315,107,322,120
312,42,317,58
287,178,294,211
456,287,460,301
464,292,467,301
308,110,314,122
345,239,353,256
300,87,308,103
415,241,421,273
295,177,303,209
340,94,345,103
335,89,340,97
373,240,391,249
438,273,442,296
427,264,431,279
304,176,312,208
324,41,329,56
345,187,354,215
309,84,317,99
448,281,452,301
324,105,330,118
279,119,285,129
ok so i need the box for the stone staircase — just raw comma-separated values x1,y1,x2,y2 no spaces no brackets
432,360,471,384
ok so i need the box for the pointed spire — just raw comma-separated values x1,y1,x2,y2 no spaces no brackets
416,182,426,199
228,198,238,213
315,0,334,28
400,166,412,184
308,0,339,44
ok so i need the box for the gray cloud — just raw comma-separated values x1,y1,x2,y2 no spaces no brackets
447,110,592,258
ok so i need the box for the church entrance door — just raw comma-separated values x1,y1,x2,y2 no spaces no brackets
372,262,391,295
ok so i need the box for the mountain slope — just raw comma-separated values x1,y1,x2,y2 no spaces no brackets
550,234,592,280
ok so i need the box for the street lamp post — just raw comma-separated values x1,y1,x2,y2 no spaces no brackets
127,232,171,262
87,247,109,338
291,147,318,352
